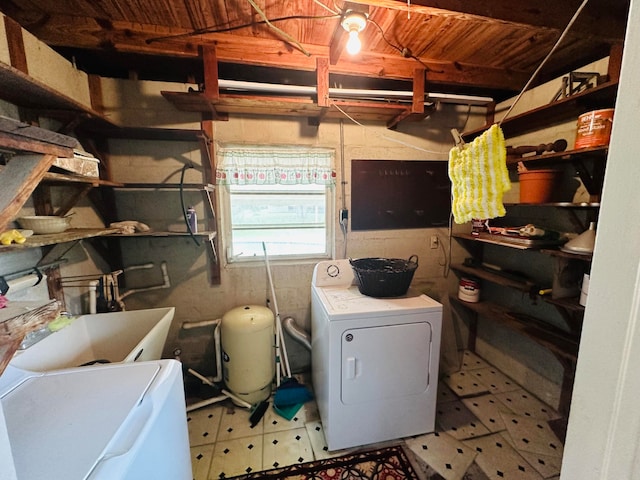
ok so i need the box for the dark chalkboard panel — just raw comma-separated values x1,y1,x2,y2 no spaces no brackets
351,160,451,231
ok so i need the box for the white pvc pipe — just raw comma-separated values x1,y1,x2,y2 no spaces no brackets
218,79,493,106
88,280,98,314
181,318,223,383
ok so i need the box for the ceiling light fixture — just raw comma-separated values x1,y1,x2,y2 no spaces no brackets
341,11,367,55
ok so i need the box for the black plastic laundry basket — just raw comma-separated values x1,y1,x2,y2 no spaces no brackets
349,255,418,298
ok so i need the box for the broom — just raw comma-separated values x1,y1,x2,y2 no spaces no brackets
262,242,313,420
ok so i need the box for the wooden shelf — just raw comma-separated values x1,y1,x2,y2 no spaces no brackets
0,62,114,128
505,146,609,168
114,183,214,191
504,202,600,208
78,125,210,143
451,263,538,293
540,248,593,262
41,171,123,187
462,81,619,140
161,90,423,126
108,230,216,241
543,296,585,313
0,228,120,251
454,232,564,250
450,296,579,362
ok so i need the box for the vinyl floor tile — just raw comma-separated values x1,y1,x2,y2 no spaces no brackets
442,370,490,398
461,394,516,433
405,431,477,480
190,443,214,480
436,400,491,440
469,367,520,394
500,413,564,458
208,434,264,479
494,389,561,422
501,431,562,479
187,404,224,447
463,433,544,480
262,427,314,470
459,350,492,370
216,404,264,442
437,381,459,404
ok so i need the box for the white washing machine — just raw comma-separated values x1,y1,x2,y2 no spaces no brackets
311,259,442,451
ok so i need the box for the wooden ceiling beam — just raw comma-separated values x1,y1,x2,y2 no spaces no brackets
20,16,527,92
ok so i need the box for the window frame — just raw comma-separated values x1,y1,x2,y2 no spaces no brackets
219,182,335,264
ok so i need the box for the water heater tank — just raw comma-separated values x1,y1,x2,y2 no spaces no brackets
221,305,275,405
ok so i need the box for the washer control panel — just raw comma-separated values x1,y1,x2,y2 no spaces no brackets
312,259,355,288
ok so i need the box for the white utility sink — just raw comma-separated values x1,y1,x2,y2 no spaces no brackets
10,307,175,372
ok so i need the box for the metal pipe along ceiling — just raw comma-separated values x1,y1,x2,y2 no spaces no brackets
218,79,493,106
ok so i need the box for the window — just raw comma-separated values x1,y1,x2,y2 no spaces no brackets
216,145,335,262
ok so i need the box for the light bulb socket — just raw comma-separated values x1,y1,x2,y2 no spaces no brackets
341,11,367,34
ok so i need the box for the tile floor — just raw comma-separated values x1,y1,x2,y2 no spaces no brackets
188,351,566,480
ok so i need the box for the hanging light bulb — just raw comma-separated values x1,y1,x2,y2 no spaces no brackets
346,30,362,55
341,12,367,55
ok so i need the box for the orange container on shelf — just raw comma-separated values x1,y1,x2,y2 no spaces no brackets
574,108,614,149
518,169,561,203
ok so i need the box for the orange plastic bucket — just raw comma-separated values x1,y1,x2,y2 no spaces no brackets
519,169,561,203
574,108,614,149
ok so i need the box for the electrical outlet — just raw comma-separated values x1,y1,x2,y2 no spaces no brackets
430,236,439,249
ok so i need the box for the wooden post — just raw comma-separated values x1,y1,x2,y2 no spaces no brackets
316,57,330,108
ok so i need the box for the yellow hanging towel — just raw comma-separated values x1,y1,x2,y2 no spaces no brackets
448,124,511,224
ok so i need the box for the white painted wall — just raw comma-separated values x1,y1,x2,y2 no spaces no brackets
561,0,640,477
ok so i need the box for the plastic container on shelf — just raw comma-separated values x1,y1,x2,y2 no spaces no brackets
518,169,562,203
574,108,614,149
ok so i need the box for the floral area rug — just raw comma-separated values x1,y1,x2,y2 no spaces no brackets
226,445,419,479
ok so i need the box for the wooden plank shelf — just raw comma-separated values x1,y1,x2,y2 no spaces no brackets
0,228,120,251
108,231,216,241
462,81,619,140
450,296,579,362
451,263,538,292
505,146,608,168
544,296,585,313
540,248,593,262
0,62,113,127
41,171,123,187
453,232,563,250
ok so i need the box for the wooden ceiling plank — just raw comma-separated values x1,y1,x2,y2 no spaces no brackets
347,0,628,41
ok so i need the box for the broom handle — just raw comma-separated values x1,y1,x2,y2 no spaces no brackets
263,243,291,381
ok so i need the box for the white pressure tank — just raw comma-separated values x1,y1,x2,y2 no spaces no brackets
221,305,275,405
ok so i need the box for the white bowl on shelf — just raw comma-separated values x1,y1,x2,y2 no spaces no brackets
17,216,71,234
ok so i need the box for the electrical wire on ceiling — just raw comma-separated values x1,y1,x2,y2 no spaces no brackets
146,13,339,44
365,17,445,74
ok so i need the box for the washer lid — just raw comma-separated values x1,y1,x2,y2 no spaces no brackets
313,285,442,319
2,362,161,480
